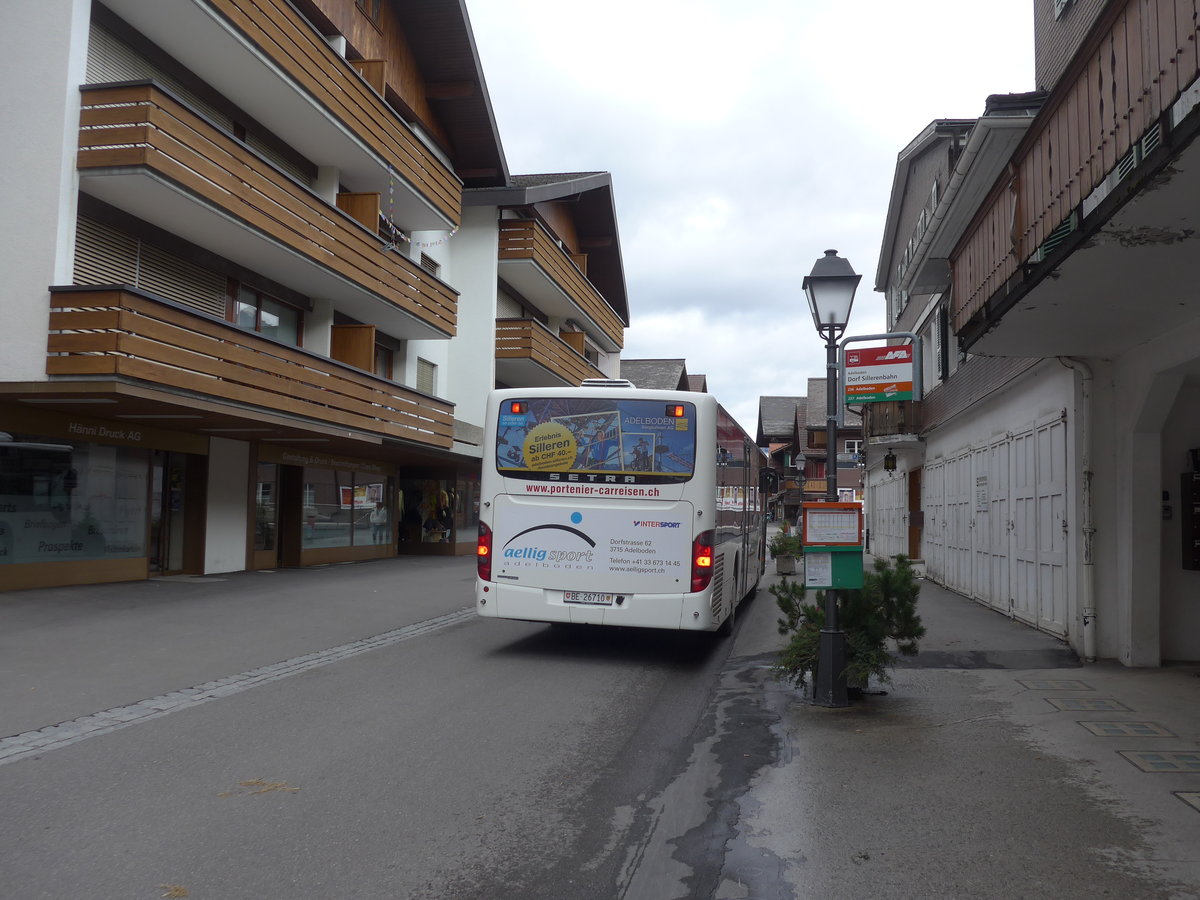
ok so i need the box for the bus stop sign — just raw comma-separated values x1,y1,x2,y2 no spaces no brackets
845,346,914,404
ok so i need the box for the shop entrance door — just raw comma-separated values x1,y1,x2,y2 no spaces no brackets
150,451,188,574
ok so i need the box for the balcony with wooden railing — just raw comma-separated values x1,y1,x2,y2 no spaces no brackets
106,0,461,227
951,0,1200,352
78,84,457,339
495,318,605,387
861,400,925,441
46,289,454,449
497,219,625,349
780,487,805,507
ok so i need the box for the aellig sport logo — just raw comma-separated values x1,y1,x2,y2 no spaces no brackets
501,511,597,566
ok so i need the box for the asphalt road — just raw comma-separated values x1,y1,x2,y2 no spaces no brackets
4,555,1198,899
0,559,779,899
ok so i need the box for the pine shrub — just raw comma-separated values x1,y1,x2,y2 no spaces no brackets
771,555,925,692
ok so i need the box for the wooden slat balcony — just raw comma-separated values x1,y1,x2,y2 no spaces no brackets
495,318,605,387
78,84,457,338
497,219,625,349
208,0,461,226
861,400,924,441
951,0,1200,348
46,289,454,449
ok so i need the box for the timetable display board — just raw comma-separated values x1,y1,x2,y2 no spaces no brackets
800,502,863,547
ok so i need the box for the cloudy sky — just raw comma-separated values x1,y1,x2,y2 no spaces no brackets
467,1,1036,434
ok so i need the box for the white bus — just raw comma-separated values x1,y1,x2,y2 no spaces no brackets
474,382,766,634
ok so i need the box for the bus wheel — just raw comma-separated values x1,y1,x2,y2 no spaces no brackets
717,603,734,637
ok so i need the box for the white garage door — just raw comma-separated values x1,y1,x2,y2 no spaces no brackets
921,413,1068,637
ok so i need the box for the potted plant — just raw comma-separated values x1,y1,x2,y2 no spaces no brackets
770,554,925,698
767,531,803,574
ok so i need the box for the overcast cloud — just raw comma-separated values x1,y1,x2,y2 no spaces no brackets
467,1,1035,433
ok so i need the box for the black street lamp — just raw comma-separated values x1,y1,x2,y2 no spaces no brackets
802,249,861,708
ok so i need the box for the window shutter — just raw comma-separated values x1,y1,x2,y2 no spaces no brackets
416,358,437,395
245,133,311,186
87,24,232,131
138,244,227,316
74,217,226,317
87,24,308,186
496,291,522,318
73,217,138,286
936,306,950,381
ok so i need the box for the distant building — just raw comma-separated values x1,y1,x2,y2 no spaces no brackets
620,358,691,392
798,379,862,506
757,384,861,522
756,396,805,521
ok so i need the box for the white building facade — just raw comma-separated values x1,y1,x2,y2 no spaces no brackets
0,0,627,589
867,0,1200,666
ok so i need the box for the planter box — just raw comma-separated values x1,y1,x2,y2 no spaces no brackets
775,555,796,575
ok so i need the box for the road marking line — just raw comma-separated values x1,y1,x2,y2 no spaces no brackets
0,607,476,766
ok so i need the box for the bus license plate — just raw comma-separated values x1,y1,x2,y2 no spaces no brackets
563,591,615,606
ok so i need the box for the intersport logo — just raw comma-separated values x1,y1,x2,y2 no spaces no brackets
632,521,681,528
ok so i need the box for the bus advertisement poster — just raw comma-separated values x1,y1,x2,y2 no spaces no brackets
489,496,691,593
495,398,696,480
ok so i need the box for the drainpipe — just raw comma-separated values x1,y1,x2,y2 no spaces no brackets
1060,357,1096,661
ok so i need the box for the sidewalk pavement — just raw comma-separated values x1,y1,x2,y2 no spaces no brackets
731,539,1200,899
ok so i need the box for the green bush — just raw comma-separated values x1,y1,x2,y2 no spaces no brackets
767,531,803,559
770,554,925,691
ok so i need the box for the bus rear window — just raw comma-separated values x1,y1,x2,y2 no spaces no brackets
496,398,696,484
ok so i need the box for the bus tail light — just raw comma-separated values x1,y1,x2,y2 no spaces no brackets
477,522,493,581
691,530,714,592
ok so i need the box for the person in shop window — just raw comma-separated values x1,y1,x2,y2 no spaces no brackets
370,500,389,544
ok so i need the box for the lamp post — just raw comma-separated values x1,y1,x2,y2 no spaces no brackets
802,249,861,708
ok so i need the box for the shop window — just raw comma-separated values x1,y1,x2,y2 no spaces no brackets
301,468,391,549
398,479,455,544
0,434,147,564
455,473,480,536
255,463,278,552
234,284,302,346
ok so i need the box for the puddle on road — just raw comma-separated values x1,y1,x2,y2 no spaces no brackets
614,656,795,900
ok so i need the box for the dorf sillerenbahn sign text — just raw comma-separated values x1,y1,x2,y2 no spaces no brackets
844,345,914,404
